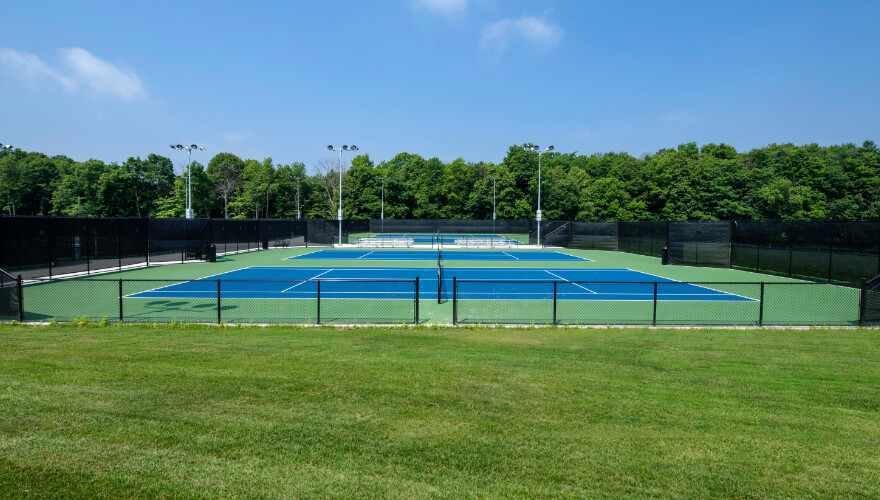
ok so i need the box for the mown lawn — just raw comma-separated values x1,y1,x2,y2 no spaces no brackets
0,323,879,498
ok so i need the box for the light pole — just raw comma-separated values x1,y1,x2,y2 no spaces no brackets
327,144,358,245
378,176,389,232
295,175,302,219
170,144,206,219
488,176,501,221
488,176,501,233
523,144,554,245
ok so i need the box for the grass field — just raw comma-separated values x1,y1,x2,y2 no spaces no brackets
17,248,862,326
1,323,879,498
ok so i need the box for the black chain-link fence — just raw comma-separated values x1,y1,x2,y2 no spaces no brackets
19,278,419,324
0,268,21,320
618,222,668,257
4,217,880,284
453,279,864,326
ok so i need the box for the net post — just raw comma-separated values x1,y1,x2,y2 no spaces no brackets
17,275,23,322
859,278,867,327
437,249,442,304
452,277,457,325
758,282,765,326
217,280,222,324
119,279,123,322
553,281,557,325
316,280,321,324
415,277,420,324
652,281,658,326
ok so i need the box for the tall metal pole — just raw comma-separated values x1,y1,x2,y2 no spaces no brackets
523,145,553,246
187,148,192,219
537,151,542,244
296,177,301,219
337,149,343,245
326,145,358,246
170,144,205,219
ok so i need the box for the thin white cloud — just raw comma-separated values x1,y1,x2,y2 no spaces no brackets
60,48,145,100
480,16,563,54
413,0,467,16
0,47,145,100
0,48,75,90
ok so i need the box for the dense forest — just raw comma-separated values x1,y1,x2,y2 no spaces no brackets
1,141,878,221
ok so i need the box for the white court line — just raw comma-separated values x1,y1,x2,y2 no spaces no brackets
357,251,375,259
620,268,758,302
281,269,334,292
502,251,519,260
544,270,597,294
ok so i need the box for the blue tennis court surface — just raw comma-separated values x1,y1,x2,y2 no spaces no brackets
128,267,754,302
368,233,521,243
288,250,588,261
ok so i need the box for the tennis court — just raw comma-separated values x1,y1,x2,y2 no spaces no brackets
363,233,521,244
288,250,587,261
127,266,750,302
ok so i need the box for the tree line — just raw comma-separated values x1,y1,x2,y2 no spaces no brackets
1,141,878,221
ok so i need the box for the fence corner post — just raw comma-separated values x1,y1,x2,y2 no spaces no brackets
119,279,123,322
414,277,420,324
759,282,765,326
553,281,558,325
217,280,222,325
17,275,24,322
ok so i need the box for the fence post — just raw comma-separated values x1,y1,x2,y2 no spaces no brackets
787,221,793,278
553,281,558,325
117,218,122,271
859,279,867,327
217,280,222,324
452,277,457,325
145,218,150,267
119,279,123,322
652,281,658,326
759,282,765,326
828,238,834,282
17,275,23,322
316,280,321,324
414,277,420,324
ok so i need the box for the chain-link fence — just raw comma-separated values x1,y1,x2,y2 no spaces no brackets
453,279,863,326
0,268,21,320
19,278,419,324
5,217,880,284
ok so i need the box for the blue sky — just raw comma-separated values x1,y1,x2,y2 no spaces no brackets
1,0,878,173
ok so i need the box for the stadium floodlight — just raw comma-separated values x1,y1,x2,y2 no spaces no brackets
170,143,207,219
0,143,12,150
522,144,554,245
327,144,360,245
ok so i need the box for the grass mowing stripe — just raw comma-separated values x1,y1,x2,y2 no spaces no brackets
1,324,879,498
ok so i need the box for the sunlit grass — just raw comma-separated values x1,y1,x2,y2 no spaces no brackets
1,323,879,498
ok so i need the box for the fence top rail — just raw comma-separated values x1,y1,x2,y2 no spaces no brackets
24,278,420,283
453,279,861,286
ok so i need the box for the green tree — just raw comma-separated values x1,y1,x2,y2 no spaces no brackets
207,153,245,219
